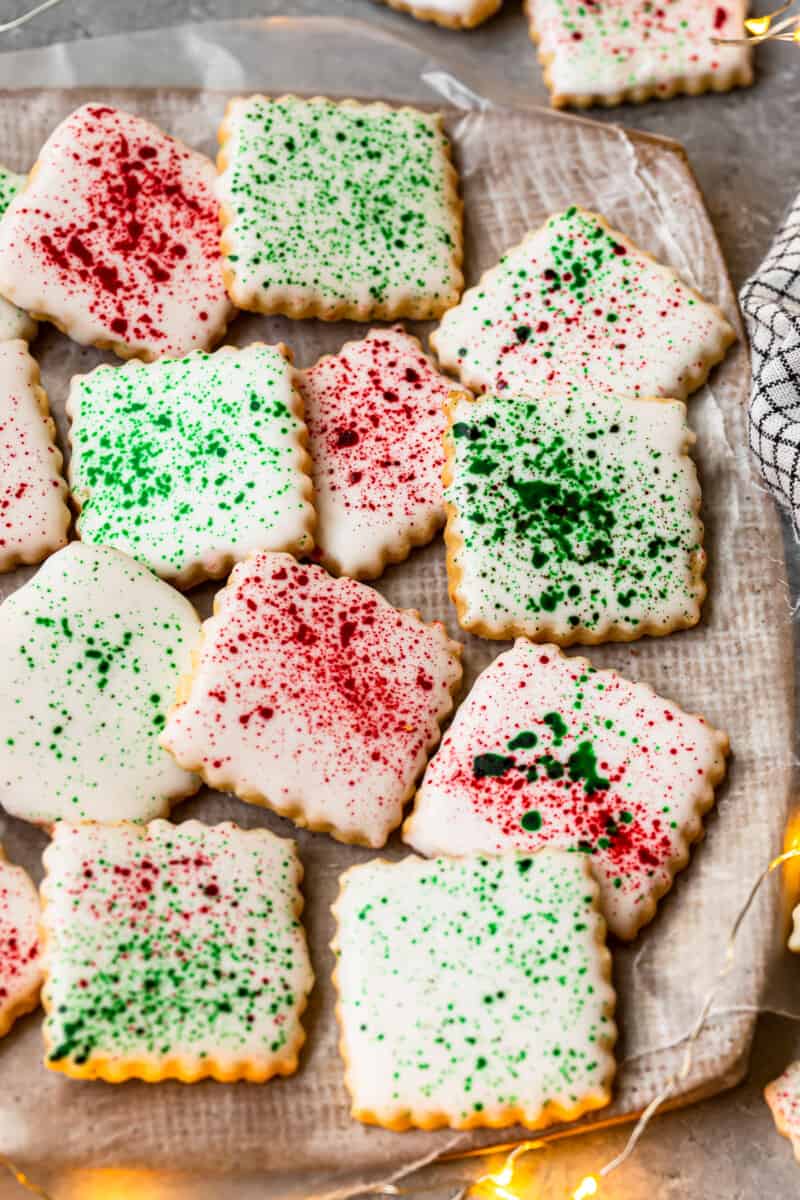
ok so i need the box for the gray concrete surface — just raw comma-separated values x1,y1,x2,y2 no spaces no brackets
1,2,800,1197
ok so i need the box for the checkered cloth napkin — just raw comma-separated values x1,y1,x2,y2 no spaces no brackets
741,198,800,528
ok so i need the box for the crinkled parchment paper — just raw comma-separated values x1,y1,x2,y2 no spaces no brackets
0,17,793,1198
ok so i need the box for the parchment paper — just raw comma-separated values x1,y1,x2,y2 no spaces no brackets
0,21,794,1198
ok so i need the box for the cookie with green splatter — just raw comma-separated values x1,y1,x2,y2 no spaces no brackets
0,165,36,343
333,848,616,1130
0,541,201,826
444,388,705,644
431,206,734,402
68,343,315,589
217,95,463,321
41,819,313,1081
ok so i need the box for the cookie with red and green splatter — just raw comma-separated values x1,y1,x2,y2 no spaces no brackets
161,552,462,847
766,1062,800,1165
404,640,728,939
0,845,42,1039
68,343,314,589
41,819,313,1081
300,326,453,579
0,104,234,361
528,1,752,110
431,206,734,401
443,387,706,644
332,848,616,1130
0,165,36,343
217,95,463,321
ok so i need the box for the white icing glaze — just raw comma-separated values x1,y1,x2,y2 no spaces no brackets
68,344,314,587
530,0,751,103
0,542,201,826
0,340,69,572
766,1061,800,1164
0,165,36,343
217,95,463,320
0,105,234,360
41,820,312,1080
300,326,450,579
0,848,41,1038
445,388,705,643
431,206,734,401
404,640,728,939
333,848,616,1129
162,552,462,847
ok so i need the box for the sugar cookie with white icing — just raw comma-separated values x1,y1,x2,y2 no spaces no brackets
527,0,753,110
404,640,729,939
766,1062,800,1164
162,552,462,847
0,542,201,826
443,388,705,643
332,848,616,1130
431,206,734,401
0,166,36,343
217,95,463,321
0,340,69,572
41,819,313,1082
300,326,453,579
0,846,42,1038
0,104,234,361
378,0,502,29
68,343,314,589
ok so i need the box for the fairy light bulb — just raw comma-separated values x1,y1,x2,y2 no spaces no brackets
572,1177,599,1200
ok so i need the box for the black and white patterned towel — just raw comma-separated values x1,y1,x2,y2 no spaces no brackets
741,200,800,528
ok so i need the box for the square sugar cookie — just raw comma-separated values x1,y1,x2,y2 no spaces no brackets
300,326,453,579
41,820,313,1081
378,0,502,28
431,206,735,401
0,166,36,343
0,104,234,361
217,95,463,321
766,1063,800,1164
0,340,69,572
68,343,315,589
0,845,42,1039
162,552,462,847
404,640,729,940
0,542,201,826
332,849,616,1130
527,1,753,110
444,388,705,644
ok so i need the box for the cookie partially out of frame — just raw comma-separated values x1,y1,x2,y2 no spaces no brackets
332,848,616,1130
431,206,735,402
766,1062,800,1165
378,0,502,29
0,542,201,826
0,166,36,343
404,640,729,939
161,552,462,848
0,339,69,573
68,343,315,589
527,0,753,110
0,104,234,361
300,326,453,579
0,845,42,1039
217,95,463,321
41,820,313,1082
443,388,705,644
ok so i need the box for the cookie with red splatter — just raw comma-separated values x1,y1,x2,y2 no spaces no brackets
378,0,502,30
0,104,234,361
404,640,729,939
161,552,463,847
300,326,454,579
766,1062,800,1164
431,206,735,401
0,165,36,343
0,845,42,1038
41,819,313,1081
527,1,752,110
0,339,69,573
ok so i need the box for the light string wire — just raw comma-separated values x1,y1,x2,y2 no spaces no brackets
713,1,800,44
0,0,66,35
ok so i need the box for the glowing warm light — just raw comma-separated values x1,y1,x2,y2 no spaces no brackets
745,2,792,36
573,1176,599,1200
